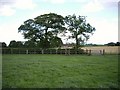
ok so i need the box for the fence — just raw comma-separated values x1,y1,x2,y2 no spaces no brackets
1,48,106,55
81,46,120,54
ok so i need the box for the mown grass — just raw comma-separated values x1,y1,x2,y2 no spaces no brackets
2,54,119,88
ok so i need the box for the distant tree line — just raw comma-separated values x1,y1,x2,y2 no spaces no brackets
1,39,63,48
1,41,120,48
85,42,120,46
105,42,120,46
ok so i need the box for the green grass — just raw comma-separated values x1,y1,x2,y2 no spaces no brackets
2,54,119,88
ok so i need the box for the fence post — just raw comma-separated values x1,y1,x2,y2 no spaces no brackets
103,49,105,55
65,49,67,55
26,50,28,54
75,49,77,54
11,48,13,54
68,49,70,55
100,50,102,55
56,49,58,54
86,49,88,55
42,50,44,54
19,48,20,54
88,49,91,56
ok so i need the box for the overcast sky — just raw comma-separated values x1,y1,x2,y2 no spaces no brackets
0,0,119,45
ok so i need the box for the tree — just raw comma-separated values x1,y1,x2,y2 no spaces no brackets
8,40,17,48
18,13,65,48
8,40,23,48
2,42,7,48
49,36,63,48
24,40,37,48
106,42,116,46
65,14,95,49
16,41,24,48
115,42,120,46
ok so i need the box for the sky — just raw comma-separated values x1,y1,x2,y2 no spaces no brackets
0,0,119,45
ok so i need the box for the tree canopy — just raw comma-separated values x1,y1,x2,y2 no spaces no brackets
1,42,7,48
18,13,96,49
18,13,65,48
65,14,96,49
8,40,23,48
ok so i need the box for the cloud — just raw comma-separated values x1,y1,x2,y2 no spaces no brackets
0,0,36,16
82,0,104,13
73,0,90,3
42,0,65,4
87,18,118,44
0,22,25,45
0,5,15,16
99,0,119,8
99,0,119,3
14,0,36,9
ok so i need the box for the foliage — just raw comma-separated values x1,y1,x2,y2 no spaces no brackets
8,40,16,47
18,13,96,49
105,42,120,46
65,14,96,49
115,42,120,46
24,40,37,48
49,36,63,48
18,13,65,48
1,42,7,47
8,40,23,48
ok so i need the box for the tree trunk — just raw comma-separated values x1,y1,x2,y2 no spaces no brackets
45,28,48,40
75,34,79,55
44,28,49,48
75,34,78,50
75,28,79,50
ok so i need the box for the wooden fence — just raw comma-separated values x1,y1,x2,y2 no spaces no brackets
81,46,120,54
0,48,106,55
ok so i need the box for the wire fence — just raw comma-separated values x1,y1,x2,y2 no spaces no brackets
1,48,105,55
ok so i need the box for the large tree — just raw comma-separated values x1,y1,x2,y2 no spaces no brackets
18,13,65,48
49,36,63,48
24,40,37,48
1,42,7,48
9,40,23,48
65,14,95,49
8,40,17,48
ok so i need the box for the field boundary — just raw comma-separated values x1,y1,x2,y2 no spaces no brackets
81,46,120,55
0,48,107,55
1,46,120,55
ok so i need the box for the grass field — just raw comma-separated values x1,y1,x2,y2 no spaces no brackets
2,54,119,88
